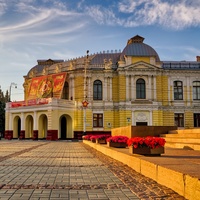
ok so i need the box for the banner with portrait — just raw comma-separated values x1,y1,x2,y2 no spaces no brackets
27,72,67,100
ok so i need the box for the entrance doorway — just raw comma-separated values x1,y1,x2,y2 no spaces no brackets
136,122,148,126
59,114,73,139
17,118,21,138
61,116,67,139
13,116,21,138
38,114,48,139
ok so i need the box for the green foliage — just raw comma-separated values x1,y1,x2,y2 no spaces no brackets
0,87,10,135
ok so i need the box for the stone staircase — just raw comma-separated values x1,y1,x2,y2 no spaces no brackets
160,129,200,150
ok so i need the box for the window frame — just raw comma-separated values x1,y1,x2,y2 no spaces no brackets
194,113,200,127
174,113,184,127
62,81,69,99
93,80,102,100
174,81,183,100
193,81,200,100
93,113,103,128
136,78,146,99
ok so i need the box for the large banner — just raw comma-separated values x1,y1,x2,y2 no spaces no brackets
28,72,67,100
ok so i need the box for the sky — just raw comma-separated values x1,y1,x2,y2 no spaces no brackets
1,0,200,101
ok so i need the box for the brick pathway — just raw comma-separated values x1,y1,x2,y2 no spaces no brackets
0,140,139,200
0,140,186,200
82,143,186,200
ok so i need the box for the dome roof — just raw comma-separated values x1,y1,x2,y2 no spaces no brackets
121,35,160,62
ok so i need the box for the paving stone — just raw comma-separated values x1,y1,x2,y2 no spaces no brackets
0,140,187,199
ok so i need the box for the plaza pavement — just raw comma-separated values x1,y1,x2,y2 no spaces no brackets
0,140,191,200
0,140,139,200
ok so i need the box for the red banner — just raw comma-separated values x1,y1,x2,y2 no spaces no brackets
28,72,66,100
10,98,49,108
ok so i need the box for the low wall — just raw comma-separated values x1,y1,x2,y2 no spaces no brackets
83,140,200,200
112,126,177,138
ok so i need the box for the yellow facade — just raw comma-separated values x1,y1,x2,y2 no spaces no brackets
4,35,200,140
118,75,126,101
152,110,164,126
132,56,150,63
112,75,119,102
185,112,194,128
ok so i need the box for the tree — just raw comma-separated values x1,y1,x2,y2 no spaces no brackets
0,87,10,136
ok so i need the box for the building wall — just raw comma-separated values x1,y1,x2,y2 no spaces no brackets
5,52,200,140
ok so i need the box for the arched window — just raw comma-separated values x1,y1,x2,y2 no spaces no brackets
174,81,183,100
93,80,102,100
62,82,69,99
193,81,200,100
136,78,146,99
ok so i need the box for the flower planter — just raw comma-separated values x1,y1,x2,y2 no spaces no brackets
96,139,106,144
129,146,164,156
107,142,127,148
91,139,96,143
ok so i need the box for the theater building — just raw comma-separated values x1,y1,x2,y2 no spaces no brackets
4,35,200,140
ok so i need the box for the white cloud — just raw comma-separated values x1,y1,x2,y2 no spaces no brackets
118,0,200,30
85,5,124,26
0,1,86,44
84,0,200,30
0,0,7,16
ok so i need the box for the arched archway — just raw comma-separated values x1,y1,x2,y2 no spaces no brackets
25,115,33,138
13,116,21,138
59,114,73,139
38,114,48,139
60,116,67,139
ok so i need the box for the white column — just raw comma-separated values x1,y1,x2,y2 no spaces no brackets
149,110,153,125
186,76,190,106
126,75,129,101
107,77,110,100
153,76,156,101
72,77,75,100
104,76,107,101
9,113,12,130
21,113,25,130
131,76,135,100
34,111,37,130
151,75,154,101
110,77,112,101
147,75,151,100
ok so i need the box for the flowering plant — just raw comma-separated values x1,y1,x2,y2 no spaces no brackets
90,134,110,140
107,136,129,143
127,136,166,149
82,135,92,140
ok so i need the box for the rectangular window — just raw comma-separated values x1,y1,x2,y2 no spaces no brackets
194,114,200,127
174,113,184,127
193,82,200,100
174,81,183,100
93,113,103,127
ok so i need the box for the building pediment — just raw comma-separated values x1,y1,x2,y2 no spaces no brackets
124,61,161,71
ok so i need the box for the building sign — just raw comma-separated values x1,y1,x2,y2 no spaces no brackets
28,72,66,100
10,98,50,108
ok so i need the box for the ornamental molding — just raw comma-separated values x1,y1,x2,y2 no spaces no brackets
124,61,161,71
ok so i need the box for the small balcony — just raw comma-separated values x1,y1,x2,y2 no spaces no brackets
6,98,75,109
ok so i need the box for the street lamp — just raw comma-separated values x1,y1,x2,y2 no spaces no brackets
82,50,89,135
9,82,17,102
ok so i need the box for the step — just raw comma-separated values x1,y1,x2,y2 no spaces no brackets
165,142,200,151
160,133,200,138
164,137,200,144
168,129,200,134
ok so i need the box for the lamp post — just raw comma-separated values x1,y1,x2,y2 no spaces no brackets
9,82,17,102
82,50,89,135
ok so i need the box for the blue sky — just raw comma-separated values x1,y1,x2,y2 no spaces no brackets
0,0,200,101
